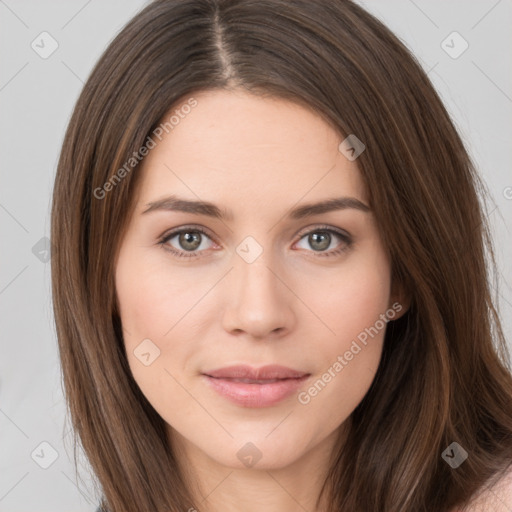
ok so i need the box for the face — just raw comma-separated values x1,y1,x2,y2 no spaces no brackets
114,89,403,473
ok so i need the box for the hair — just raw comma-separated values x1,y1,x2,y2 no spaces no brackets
50,0,512,511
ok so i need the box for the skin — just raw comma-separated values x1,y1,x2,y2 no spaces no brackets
114,89,407,512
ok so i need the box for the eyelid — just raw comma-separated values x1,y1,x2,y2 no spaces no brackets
294,223,351,240
157,224,220,257
159,224,218,244
292,224,353,257
158,223,352,258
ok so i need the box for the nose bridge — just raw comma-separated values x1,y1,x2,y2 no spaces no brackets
234,238,283,307
236,250,278,297
221,235,294,338
233,232,278,288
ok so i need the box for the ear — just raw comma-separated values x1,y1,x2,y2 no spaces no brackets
388,278,411,321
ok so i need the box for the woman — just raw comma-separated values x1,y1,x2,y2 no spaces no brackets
51,0,512,511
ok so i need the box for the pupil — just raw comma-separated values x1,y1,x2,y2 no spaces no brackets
310,232,330,251
180,232,201,251
177,231,331,252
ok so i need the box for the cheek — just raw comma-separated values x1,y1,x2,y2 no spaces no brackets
115,252,199,415
115,249,217,394
296,245,391,419
310,246,392,347
115,248,200,340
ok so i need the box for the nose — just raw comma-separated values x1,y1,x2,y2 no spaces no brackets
221,249,296,340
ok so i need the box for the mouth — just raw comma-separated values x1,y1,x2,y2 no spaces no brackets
201,365,310,408
209,377,291,384
203,364,309,380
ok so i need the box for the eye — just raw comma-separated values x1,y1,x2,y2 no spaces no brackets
158,224,353,259
158,226,217,258
294,226,353,257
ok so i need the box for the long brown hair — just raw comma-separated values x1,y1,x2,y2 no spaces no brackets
51,1,512,510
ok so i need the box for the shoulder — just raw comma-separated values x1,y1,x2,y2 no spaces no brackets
455,465,512,512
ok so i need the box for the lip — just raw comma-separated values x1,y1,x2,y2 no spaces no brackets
202,365,310,408
203,364,308,380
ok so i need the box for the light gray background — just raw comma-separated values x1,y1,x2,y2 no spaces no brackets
1,1,511,511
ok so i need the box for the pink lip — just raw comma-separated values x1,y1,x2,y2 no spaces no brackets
204,364,308,380
202,365,310,408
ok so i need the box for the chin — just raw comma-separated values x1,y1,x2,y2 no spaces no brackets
207,435,309,471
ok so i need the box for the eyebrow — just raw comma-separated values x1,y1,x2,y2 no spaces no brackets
142,194,370,220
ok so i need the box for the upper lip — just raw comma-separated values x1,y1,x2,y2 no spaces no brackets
203,365,309,380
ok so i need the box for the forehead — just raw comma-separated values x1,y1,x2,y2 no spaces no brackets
134,89,368,214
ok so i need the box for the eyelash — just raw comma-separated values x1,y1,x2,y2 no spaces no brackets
157,224,353,260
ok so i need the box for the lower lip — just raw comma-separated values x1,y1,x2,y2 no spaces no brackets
202,375,309,408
